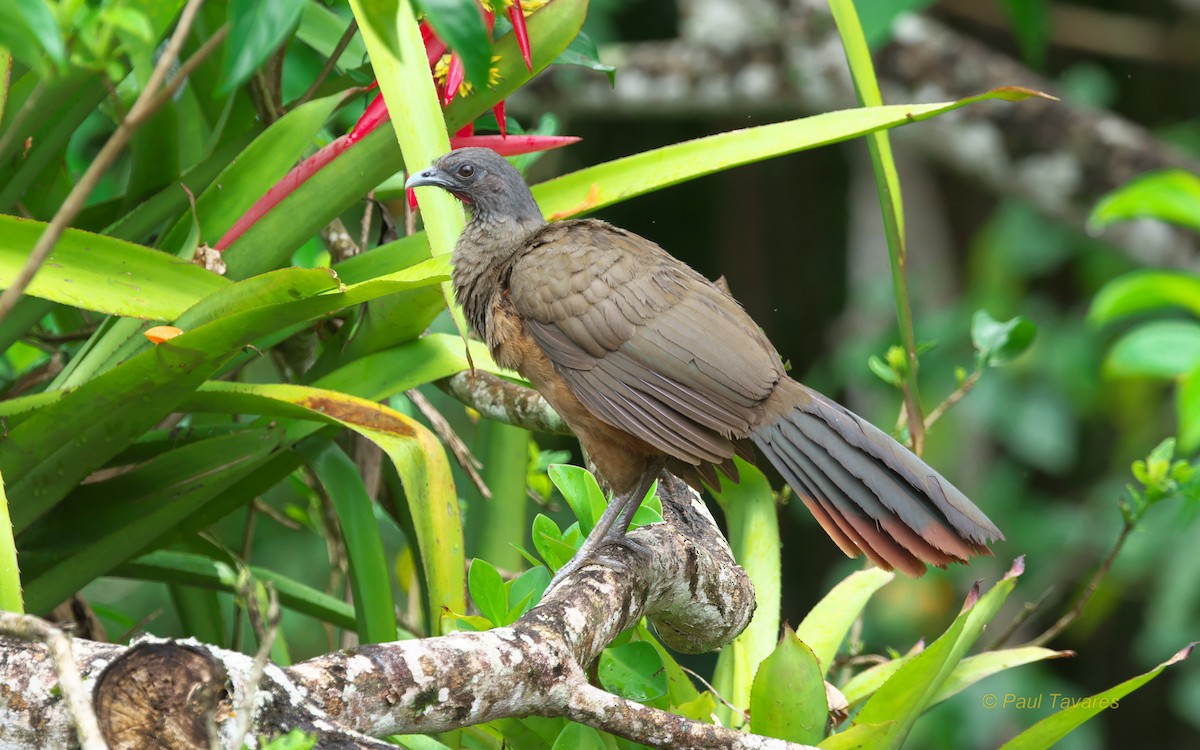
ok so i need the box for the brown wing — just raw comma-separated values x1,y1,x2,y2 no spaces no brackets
509,219,783,465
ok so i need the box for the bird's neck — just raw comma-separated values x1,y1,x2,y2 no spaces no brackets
453,211,546,337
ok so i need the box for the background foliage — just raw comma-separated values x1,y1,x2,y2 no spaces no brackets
0,0,1197,749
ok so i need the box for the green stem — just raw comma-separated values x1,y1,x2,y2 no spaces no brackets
829,0,926,453
472,421,531,570
0,472,23,612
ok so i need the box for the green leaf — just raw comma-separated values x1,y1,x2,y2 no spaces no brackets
971,310,1038,367
868,354,901,386
547,463,607,533
844,645,1071,709
300,440,398,643
710,458,780,726
553,31,615,85
3,260,449,534
1105,320,1200,378
820,722,895,749
297,2,368,70
220,0,308,94
829,0,925,435
531,88,1049,224
550,724,606,750
417,0,493,89
0,470,22,613
999,0,1050,68
505,566,550,623
750,627,827,745
1089,169,1200,233
192,381,466,633
261,729,317,750
797,568,894,676
932,647,1071,705
598,641,667,703
0,0,65,76
115,550,361,631
389,734,455,750
469,557,508,627
629,483,663,529
532,513,572,572
1178,366,1200,454
0,215,229,320
19,426,286,613
160,92,347,272
1088,270,1200,326
856,560,1024,749
998,644,1194,750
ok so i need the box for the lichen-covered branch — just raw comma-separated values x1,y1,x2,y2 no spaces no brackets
437,369,572,435
0,477,810,750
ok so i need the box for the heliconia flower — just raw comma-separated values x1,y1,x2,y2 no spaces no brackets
480,0,540,71
213,1,570,254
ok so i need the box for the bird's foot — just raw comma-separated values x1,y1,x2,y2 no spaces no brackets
546,525,650,592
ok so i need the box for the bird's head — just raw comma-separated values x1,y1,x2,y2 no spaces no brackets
405,147,544,225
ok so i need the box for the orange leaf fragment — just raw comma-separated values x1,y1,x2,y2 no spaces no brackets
145,326,183,344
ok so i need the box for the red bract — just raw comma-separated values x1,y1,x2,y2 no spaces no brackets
421,21,447,65
442,54,466,105
348,94,389,144
493,99,507,137
449,134,579,155
509,0,533,71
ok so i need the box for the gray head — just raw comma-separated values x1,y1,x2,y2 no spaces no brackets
405,148,544,225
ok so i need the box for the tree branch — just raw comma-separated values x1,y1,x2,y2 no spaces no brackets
0,476,815,749
437,370,572,435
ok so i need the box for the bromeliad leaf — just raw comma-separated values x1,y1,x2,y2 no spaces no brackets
751,627,828,746
0,215,228,320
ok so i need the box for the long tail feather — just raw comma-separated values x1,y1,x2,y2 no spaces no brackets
752,379,1001,576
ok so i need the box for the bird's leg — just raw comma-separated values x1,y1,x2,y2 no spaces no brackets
547,459,666,590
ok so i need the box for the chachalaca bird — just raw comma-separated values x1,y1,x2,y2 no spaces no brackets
407,148,1002,585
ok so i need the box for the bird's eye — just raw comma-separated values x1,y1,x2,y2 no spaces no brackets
456,164,476,179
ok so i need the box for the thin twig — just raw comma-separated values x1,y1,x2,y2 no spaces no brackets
229,584,281,750
0,79,45,161
293,18,359,108
1016,520,1135,648
141,24,230,116
679,664,750,723
923,368,982,431
0,612,109,750
0,0,215,323
407,388,492,499
360,190,376,254
987,584,1057,650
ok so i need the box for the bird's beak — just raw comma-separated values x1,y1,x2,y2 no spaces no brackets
405,167,452,190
